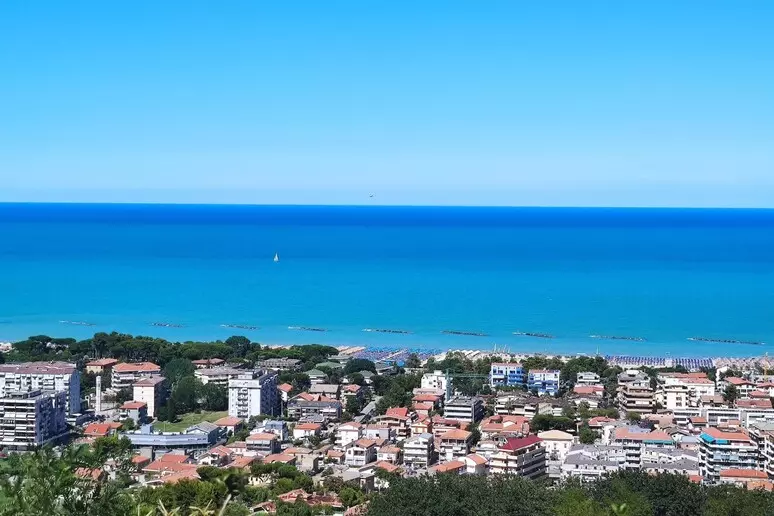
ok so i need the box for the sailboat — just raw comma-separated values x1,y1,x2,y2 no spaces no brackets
273,252,280,263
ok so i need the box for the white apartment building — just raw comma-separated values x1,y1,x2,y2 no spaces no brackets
132,376,167,418
0,362,81,414
336,422,363,449
489,436,547,479
538,429,576,477
403,432,435,467
0,390,68,450
228,371,279,419
561,444,627,481
444,396,484,423
111,362,161,390
421,370,450,394
699,427,759,483
576,372,601,385
345,438,377,467
656,373,715,410
617,380,654,415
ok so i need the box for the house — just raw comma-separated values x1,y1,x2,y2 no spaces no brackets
85,358,119,375
246,432,281,455
461,453,488,475
345,439,378,467
377,445,402,464
192,358,225,369
718,468,771,489
277,383,293,403
263,453,297,465
336,422,364,449
489,436,546,479
372,407,411,439
142,454,198,482
363,424,394,442
132,376,167,418
403,433,435,467
480,415,530,440
198,445,233,467
439,429,473,462
428,460,465,475
254,419,288,441
256,358,302,371
410,417,433,437
412,393,443,408
293,422,322,440
309,383,341,399
119,401,148,425
326,449,345,464
287,394,342,421
723,377,756,398
306,369,329,385
214,416,244,435
83,422,122,439
413,402,434,418
538,429,576,478
421,370,450,392
341,384,364,403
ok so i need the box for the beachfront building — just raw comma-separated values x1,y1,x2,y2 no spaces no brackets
699,427,759,483
112,362,161,390
0,390,68,450
132,376,167,418
228,371,279,419
489,363,525,388
489,436,546,479
576,372,602,385
528,370,560,396
0,362,81,415
444,396,484,423
195,367,244,387
404,433,435,467
421,370,450,394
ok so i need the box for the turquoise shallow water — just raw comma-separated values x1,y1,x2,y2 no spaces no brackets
1,204,773,357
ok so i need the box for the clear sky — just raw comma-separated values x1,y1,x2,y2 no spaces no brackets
1,1,772,207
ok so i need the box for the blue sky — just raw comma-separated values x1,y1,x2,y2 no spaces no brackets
0,1,772,207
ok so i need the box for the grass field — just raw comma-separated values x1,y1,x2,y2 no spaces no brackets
152,410,229,433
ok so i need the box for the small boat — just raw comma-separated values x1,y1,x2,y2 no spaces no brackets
273,253,280,263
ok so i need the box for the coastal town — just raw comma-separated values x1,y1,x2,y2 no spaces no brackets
3,332,774,514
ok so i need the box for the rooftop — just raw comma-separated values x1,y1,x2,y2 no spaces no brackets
114,362,160,373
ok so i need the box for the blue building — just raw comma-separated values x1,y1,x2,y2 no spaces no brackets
528,369,561,396
490,362,525,388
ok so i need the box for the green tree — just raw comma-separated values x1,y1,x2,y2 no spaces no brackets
404,353,422,369
171,376,203,413
201,383,228,411
163,358,196,384
343,359,376,375
723,384,739,404
339,487,364,508
225,335,253,358
579,423,598,444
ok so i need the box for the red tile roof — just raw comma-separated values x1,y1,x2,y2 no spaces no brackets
573,385,604,395
230,456,255,469
613,428,672,442
440,429,472,441
294,423,322,431
247,432,278,441
465,453,488,465
83,422,122,437
429,460,465,473
214,416,243,427
500,435,542,451
86,358,119,367
726,377,754,386
120,401,147,409
353,439,377,448
264,453,295,464
385,407,410,419
720,468,767,479
737,399,772,409
703,427,751,442
372,460,400,473
278,383,294,393
114,362,160,373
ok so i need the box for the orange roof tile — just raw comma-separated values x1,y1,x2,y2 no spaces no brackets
294,423,322,431
113,362,160,373
120,401,147,409
720,468,767,479
430,460,465,473
214,416,243,427
247,432,278,441
86,358,119,367
278,383,294,393
440,429,472,441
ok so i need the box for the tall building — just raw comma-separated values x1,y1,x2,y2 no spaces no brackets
699,427,759,483
111,362,161,390
490,363,525,388
0,390,68,450
132,376,167,418
0,362,81,414
489,436,547,479
421,370,450,393
228,371,279,419
444,396,484,423
617,376,654,415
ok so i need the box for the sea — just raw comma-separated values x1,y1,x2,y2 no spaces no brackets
1,203,774,358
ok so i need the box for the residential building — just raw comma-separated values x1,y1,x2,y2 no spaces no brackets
429,460,465,475
292,422,322,440
287,394,342,421
306,369,328,385
403,433,435,467
489,363,525,388
0,390,68,450
372,407,412,439
191,358,225,369
699,427,759,483
480,415,530,440
561,444,626,481
489,436,546,479
576,372,601,385
309,384,341,399
228,371,279,419
0,362,81,414
377,445,402,464
617,380,654,415
277,383,293,404
256,358,301,371
610,427,675,468
656,373,715,410
246,432,281,455
336,422,364,449
195,367,244,387
253,419,288,441
538,429,575,478
494,394,547,418
345,439,378,467
722,377,756,398
124,424,216,452
132,376,167,418
119,401,148,424
439,429,473,462
528,370,560,396
85,358,119,375
443,396,484,423
421,370,450,394
112,362,161,390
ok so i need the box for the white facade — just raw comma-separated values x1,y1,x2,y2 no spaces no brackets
335,423,363,449
0,362,81,414
132,377,166,418
538,430,576,462
228,371,279,419
421,370,449,393
0,390,68,449
195,367,244,386
576,372,601,385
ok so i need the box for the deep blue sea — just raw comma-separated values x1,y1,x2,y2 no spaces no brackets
1,203,774,358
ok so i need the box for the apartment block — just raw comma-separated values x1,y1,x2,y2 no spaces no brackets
444,396,484,423
489,436,546,479
403,432,435,467
0,390,68,450
421,370,450,393
528,370,560,396
0,362,81,415
617,380,654,415
490,363,525,388
132,376,167,418
699,427,759,483
228,371,279,419
195,367,244,387
112,362,161,390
